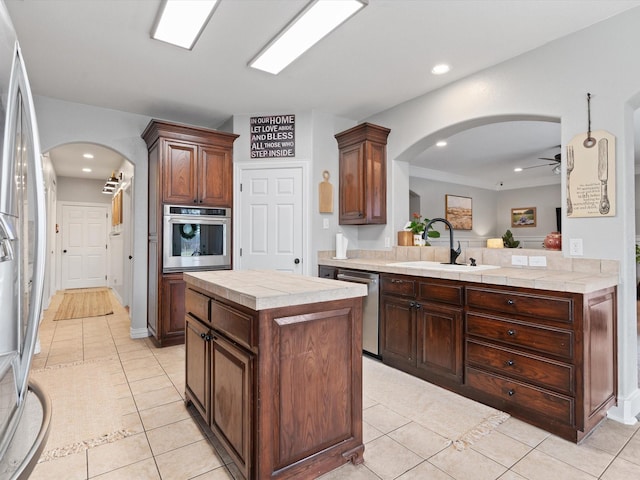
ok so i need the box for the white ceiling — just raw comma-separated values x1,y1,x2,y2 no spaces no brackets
6,0,640,185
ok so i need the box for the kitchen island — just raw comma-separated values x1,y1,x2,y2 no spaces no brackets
183,270,367,480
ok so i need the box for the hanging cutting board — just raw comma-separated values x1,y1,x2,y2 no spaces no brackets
319,170,333,213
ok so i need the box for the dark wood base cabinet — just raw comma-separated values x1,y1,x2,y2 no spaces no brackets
380,273,617,443
184,284,364,479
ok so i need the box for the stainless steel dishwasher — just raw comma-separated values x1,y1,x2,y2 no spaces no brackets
336,269,380,357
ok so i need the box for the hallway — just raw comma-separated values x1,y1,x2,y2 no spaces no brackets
28,289,640,479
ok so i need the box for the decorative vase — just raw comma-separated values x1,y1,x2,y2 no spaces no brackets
543,232,562,250
397,231,413,246
413,234,425,246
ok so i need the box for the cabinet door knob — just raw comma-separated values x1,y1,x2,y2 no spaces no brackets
506,359,515,366
507,299,514,305
409,301,415,308
508,389,515,396
414,303,422,309
204,334,212,341
507,329,516,336
200,333,206,339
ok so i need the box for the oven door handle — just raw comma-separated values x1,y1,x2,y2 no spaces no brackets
337,273,377,285
165,216,227,225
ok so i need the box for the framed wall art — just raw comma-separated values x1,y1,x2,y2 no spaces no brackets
445,194,472,230
511,207,536,228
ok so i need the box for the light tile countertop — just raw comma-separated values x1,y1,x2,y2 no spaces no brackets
184,270,367,311
318,248,619,294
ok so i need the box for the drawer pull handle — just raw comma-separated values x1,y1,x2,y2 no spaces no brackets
508,389,515,396
507,329,516,336
391,279,403,284
507,299,514,305
506,360,515,366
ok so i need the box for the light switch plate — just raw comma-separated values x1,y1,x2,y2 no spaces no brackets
529,256,547,267
511,255,528,266
569,238,583,256
323,218,329,229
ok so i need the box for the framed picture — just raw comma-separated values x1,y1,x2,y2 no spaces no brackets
511,207,537,228
445,195,472,230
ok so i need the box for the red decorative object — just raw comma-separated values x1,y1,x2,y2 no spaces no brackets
544,232,562,250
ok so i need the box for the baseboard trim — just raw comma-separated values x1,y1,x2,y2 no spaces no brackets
129,327,149,339
607,388,640,425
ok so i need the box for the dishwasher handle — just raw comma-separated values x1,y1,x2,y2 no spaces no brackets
337,273,377,285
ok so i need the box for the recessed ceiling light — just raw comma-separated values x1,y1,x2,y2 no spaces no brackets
83,153,94,159
82,168,92,173
431,64,450,75
514,167,523,172
249,0,367,75
436,140,447,147
152,0,220,50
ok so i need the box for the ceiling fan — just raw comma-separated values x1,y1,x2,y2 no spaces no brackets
519,151,562,174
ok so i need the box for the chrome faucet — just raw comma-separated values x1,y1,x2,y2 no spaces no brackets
423,217,462,264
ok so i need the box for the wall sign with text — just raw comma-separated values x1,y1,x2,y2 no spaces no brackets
250,114,295,158
566,130,615,218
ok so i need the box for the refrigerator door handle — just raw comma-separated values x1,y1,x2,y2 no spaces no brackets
0,215,16,262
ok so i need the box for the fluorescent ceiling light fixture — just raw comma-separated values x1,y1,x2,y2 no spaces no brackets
83,153,94,159
82,168,92,172
249,0,368,75
514,167,523,172
152,0,219,50
436,140,447,147
431,64,450,75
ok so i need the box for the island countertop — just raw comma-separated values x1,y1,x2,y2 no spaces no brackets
183,269,367,311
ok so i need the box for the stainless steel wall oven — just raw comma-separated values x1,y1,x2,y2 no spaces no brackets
163,205,230,272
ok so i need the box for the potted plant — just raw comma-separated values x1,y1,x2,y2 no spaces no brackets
404,213,440,246
502,229,520,248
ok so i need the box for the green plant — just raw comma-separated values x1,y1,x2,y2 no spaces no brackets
404,213,441,245
502,229,520,248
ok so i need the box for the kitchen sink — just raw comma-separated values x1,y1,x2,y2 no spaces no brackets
386,261,500,272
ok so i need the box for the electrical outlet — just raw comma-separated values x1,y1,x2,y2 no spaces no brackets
385,237,391,248
529,256,547,267
569,238,583,256
322,218,329,229
511,255,528,266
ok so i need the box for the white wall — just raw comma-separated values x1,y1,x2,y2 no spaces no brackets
364,7,640,424
56,176,111,204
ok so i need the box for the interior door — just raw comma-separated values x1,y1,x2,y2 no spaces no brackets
238,166,304,273
60,203,108,289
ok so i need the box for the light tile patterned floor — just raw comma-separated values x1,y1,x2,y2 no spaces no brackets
27,290,640,479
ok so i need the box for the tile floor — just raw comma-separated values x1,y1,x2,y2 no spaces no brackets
27,289,640,480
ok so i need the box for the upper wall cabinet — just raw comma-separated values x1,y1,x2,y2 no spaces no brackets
142,120,239,208
335,122,390,225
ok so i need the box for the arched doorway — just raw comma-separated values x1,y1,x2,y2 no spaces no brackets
45,142,134,308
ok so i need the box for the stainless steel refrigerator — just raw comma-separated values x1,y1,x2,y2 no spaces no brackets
0,0,50,476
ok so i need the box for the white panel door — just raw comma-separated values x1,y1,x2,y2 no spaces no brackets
239,167,303,273
61,204,108,289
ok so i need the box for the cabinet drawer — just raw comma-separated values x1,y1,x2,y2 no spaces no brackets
381,276,416,297
186,288,210,324
466,287,572,323
466,339,574,395
418,281,463,306
466,367,573,425
210,300,255,350
466,313,573,360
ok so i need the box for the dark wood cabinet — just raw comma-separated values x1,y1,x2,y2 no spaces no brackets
142,120,238,347
380,274,463,387
335,123,390,225
318,265,337,279
464,284,617,443
184,281,364,479
185,315,210,421
336,266,616,443
210,334,253,479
